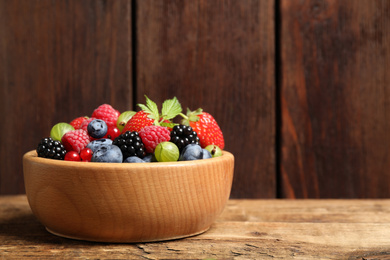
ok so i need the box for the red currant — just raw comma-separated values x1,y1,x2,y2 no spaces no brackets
64,151,81,161
105,126,121,140
80,148,93,162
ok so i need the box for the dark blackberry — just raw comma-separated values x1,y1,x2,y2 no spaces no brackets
36,137,66,160
113,131,146,159
170,125,200,151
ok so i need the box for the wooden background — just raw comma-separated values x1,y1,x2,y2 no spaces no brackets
0,0,389,198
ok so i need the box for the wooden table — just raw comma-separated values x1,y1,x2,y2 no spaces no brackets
1,195,390,259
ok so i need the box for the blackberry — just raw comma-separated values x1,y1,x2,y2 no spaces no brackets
36,137,66,160
113,131,146,159
170,125,200,151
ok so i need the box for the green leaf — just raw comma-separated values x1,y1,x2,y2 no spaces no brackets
145,95,159,117
186,108,202,122
161,97,182,120
160,121,178,129
138,95,159,121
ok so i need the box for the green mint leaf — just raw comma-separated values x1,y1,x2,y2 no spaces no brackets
161,97,182,120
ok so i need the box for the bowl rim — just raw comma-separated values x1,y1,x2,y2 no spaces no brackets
23,150,234,169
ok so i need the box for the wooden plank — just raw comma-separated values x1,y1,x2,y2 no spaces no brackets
2,196,390,259
135,0,275,198
218,199,390,223
280,0,390,198
0,0,132,194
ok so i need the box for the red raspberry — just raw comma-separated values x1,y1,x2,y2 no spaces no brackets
70,116,89,129
92,104,120,127
61,129,90,153
139,125,171,154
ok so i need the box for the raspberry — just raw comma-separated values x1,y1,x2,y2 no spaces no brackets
113,131,146,159
61,129,90,153
92,104,120,127
139,125,171,154
70,116,89,129
36,137,66,160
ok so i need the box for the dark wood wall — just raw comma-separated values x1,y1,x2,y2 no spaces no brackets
1,0,389,198
280,0,390,198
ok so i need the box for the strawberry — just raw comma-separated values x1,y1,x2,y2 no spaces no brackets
92,104,120,127
70,116,89,129
139,125,171,153
181,108,225,149
122,96,182,133
122,110,154,133
61,129,90,153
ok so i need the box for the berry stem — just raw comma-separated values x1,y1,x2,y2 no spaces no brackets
179,112,188,119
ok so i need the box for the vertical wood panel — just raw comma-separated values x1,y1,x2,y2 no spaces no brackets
280,0,390,198
0,0,132,194
136,0,275,198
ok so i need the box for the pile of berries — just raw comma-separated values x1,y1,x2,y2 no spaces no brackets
36,96,225,163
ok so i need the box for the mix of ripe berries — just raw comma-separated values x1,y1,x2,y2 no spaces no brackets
36,96,225,163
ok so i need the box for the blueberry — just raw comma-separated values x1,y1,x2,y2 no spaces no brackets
91,144,123,163
87,138,113,152
143,154,156,162
202,149,212,159
87,119,108,139
179,144,204,161
124,156,145,163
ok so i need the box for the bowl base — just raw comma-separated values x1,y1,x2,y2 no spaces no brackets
45,226,210,243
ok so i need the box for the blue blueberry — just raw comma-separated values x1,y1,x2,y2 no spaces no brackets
179,144,204,161
87,138,113,153
142,154,155,162
91,144,123,163
124,156,146,163
87,119,108,139
202,149,212,159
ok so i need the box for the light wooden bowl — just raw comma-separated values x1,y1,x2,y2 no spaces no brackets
23,150,234,243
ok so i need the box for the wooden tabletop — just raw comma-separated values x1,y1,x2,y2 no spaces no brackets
1,195,390,259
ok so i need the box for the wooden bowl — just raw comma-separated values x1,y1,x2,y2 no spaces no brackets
23,150,234,243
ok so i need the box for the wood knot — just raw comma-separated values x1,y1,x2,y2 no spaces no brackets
250,231,267,237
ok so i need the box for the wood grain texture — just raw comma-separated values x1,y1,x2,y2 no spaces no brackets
218,199,390,223
135,0,275,198
0,0,132,194
23,151,234,242
3,0,390,199
2,196,390,259
280,0,390,198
